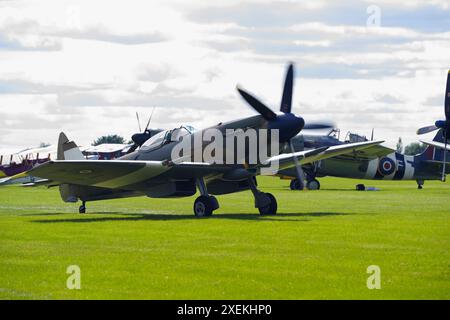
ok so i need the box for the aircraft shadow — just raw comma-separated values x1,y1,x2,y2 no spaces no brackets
21,212,67,217
30,211,348,223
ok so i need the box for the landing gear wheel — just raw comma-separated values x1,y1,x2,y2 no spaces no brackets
417,179,424,189
306,179,320,190
258,193,277,215
193,195,218,217
289,179,302,190
79,204,86,214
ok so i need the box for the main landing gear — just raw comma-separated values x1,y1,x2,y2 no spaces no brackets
193,178,219,217
79,201,86,214
289,178,321,190
193,177,277,217
248,177,277,215
416,179,424,189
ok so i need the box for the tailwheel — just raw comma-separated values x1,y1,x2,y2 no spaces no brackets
306,179,320,190
258,193,277,215
193,195,218,217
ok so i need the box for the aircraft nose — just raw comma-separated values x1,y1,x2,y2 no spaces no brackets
268,113,305,142
435,120,448,129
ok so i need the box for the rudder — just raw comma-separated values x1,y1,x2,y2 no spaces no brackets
57,132,84,160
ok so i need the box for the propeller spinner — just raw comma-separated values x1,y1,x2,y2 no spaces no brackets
237,63,334,189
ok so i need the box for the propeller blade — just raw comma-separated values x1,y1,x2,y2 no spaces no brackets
136,112,142,132
237,87,277,121
280,63,294,114
144,106,156,132
417,125,439,135
442,131,447,182
371,128,374,141
445,70,450,120
303,122,335,130
289,139,305,190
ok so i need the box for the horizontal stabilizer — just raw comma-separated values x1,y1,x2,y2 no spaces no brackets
420,140,450,151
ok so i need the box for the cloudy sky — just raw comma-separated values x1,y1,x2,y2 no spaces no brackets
0,0,449,152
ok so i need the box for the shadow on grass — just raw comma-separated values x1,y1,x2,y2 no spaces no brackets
30,211,349,223
323,188,383,192
21,212,66,217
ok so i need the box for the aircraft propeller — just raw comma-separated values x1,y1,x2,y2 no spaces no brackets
128,107,157,154
136,112,142,132
417,70,450,181
237,63,334,189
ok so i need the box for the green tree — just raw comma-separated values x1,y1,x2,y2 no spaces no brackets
92,135,126,146
396,137,403,153
404,142,427,155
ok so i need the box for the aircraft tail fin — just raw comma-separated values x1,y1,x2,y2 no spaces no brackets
420,129,449,161
56,132,85,203
57,132,84,161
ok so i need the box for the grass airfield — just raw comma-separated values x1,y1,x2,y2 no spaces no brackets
0,176,449,300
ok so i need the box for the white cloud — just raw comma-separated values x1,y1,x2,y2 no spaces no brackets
0,0,449,151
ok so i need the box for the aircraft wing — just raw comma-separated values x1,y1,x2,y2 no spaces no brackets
335,143,394,160
17,140,385,189
25,159,231,190
27,160,172,189
420,140,450,151
263,140,385,173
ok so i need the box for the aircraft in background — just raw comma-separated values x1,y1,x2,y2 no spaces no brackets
127,110,163,153
277,129,448,190
0,145,56,185
277,70,450,190
417,70,450,182
0,144,129,185
15,63,384,216
0,114,162,185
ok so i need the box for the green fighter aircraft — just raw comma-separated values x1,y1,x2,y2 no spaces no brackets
16,63,383,217
277,70,450,191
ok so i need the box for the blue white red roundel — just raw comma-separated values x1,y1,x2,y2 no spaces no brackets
378,157,396,176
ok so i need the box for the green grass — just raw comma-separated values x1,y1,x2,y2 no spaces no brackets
0,177,449,300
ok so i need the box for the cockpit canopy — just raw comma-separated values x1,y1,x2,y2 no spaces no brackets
141,125,196,150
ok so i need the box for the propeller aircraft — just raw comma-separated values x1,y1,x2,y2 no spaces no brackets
277,70,450,190
12,63,384,216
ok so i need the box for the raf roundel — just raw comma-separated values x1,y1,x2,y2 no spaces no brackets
378,157,396,176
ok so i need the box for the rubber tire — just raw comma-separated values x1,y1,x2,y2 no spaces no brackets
194,195,215,217
258,193,277,215
289,179,302,190
79,205,86,214
306,179,320,190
